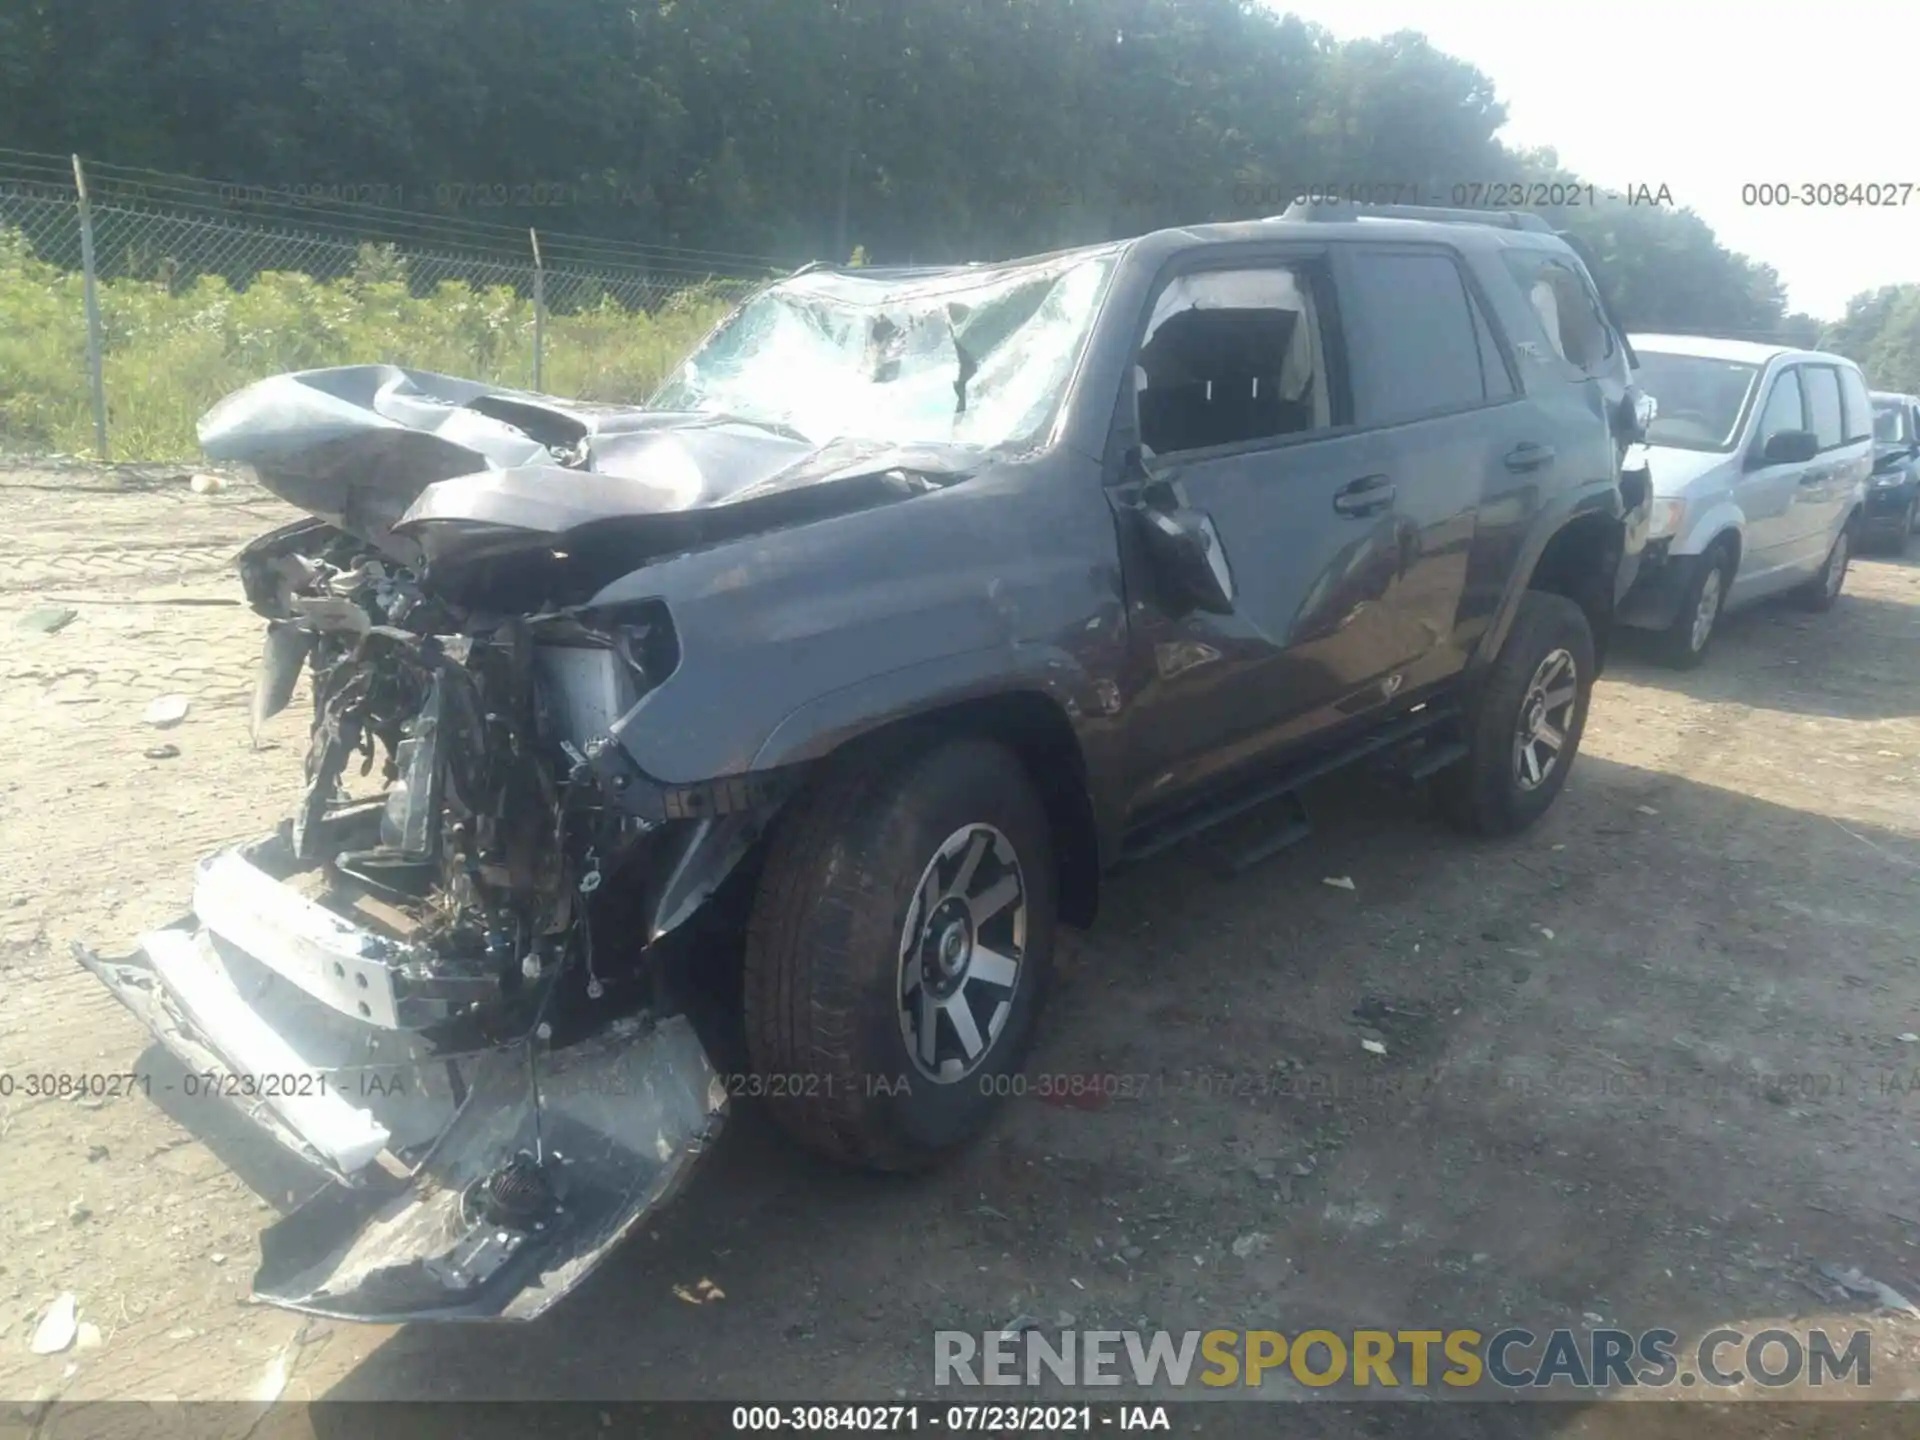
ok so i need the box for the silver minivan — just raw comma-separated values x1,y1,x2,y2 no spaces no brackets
1618,334,1872,666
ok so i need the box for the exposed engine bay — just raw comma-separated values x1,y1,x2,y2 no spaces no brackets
237,515,668,1027
74,514,744,1321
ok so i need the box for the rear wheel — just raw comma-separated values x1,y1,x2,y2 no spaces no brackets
1794,522,1852,611
742,735,1055,1170
1651,543,1731,670
1436,591,1594,838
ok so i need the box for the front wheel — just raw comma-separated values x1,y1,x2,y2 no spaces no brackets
1436,591,1595,837
1793,522,1852,611
1651,545,1731,670
742,735,1056,1171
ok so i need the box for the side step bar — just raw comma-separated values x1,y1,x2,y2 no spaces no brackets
1219,790,1313,875
1117,704,1464,868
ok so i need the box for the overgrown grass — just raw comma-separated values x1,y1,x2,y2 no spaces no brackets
0,232,743,460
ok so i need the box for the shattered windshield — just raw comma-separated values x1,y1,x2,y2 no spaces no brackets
651,250,1119,450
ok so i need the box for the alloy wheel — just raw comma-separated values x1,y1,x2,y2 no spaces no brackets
897,823,1028,1083
1826,530,1850,599
1512,648,1579,793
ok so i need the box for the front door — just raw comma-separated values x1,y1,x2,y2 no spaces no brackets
1735,363,1810,592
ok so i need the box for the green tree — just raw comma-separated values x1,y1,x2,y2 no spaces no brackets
0,0,1825,346
1822,286,1920,394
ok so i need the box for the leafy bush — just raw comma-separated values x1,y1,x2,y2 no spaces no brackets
0,231,738,458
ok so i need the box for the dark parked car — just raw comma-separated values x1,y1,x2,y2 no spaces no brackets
76,202,1648,1323
1867,390,1920,551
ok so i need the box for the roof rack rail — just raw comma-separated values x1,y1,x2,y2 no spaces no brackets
1275,200,1553,233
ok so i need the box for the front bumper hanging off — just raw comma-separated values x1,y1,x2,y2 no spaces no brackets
75,832,726,1323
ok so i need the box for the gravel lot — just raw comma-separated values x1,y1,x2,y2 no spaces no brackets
3,462,1919,1436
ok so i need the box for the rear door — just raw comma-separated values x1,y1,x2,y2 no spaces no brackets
1793,364,1861,573
1832,364,1877,539
1329,243,1525,672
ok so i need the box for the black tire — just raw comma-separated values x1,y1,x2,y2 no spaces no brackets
1435,591,1595,838
742,734,1056,1171
1793,521,1852,612
1650,543,1732,670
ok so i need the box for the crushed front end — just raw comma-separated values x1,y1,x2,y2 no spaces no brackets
76,518,753,1322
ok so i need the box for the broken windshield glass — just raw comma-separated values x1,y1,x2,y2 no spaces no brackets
652,249,1119,451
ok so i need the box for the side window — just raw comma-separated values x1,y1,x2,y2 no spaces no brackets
1838,366,1874,443
1341,250,1488,426
1754,368,1806,445
1508,255,1613,375
1801,365,1844,450
1135,265,1332,457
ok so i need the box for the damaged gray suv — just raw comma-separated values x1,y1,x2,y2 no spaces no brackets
76,202,1648,1323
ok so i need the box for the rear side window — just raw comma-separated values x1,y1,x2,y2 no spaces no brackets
1340,250,1489,426
1801,366,1845,450
1838,366,1873,442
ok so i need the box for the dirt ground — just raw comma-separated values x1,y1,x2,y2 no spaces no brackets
3,462,1920,1434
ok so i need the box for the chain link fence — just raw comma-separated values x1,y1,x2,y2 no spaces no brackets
0,149,788,461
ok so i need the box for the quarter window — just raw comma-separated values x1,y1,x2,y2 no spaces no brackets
1506,255,1613,375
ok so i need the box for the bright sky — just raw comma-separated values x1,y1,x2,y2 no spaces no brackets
1273,0,1920,320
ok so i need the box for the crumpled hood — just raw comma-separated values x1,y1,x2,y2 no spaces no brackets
199,365,989,580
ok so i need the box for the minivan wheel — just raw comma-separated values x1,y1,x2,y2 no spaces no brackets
742,735,1055,1171
1794,523,1851,612
1435,591,1595,838
1652,545,1731,670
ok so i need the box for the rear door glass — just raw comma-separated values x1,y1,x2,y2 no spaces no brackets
1837,366,1873,443
1801,366,1845,450
1340,250,1487,426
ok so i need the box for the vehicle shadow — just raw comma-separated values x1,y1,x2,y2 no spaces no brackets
1611,585,1920,721
295,750,1920,1435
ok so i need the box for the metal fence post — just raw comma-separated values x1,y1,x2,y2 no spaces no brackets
529,228,545,391
71,155,109,459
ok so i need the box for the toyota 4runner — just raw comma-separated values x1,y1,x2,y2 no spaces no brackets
75,202,1649,1322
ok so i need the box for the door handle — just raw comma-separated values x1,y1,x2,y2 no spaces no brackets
1333,474,1395,516
1504,442,1556,473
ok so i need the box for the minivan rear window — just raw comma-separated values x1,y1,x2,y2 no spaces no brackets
1635,352,1761,452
